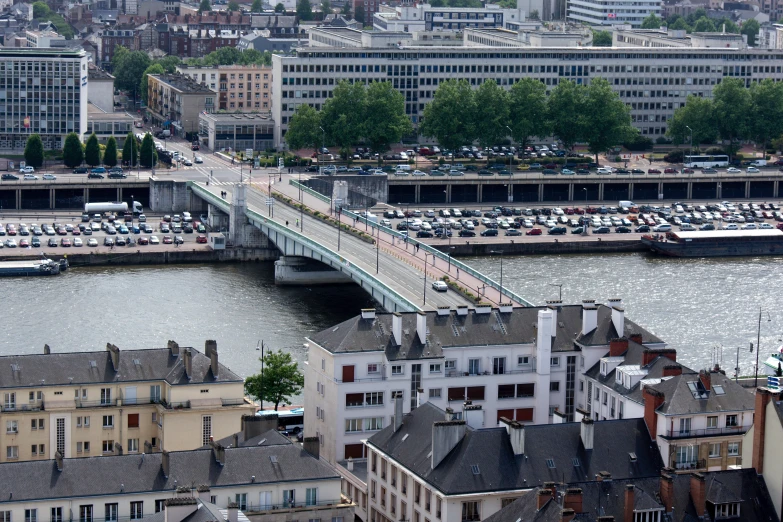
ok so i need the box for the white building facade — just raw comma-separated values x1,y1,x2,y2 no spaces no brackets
567,0,663,27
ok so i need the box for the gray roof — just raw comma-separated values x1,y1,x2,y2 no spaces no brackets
309,305,662,360
209,429,291,448
150,73,216,94
0,443,339,504
0,346,242,389
366,402,662,495
648,370,755,415
140,501,226,522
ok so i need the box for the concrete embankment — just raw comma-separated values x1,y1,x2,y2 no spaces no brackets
432,239,646,256
1,248,279,267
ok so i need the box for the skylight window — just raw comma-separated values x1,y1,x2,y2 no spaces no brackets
269,455,278,463
546,459,556,469
572,458,580,467
471,465,480,475
713,385,725,395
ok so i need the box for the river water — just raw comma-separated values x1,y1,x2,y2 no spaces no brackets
1,254,781,379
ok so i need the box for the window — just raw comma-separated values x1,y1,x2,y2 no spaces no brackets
31,419,43,430
707,416,718,429
283,490,296,507
679,417,692,435
104,504,118,522
100,388,112,405
714,503,740,518
602,392,608,405
392,365,403,375
550,357,560,367
1,511,11,522
202,415,212,445
429,363,442,374
127,439,139,453
550,382,560,392
24,510,36,522
517,356,530,366
461,501,480,522
155,501,166,514
345,419,362,432
102,440,114,453
235,494,247,510
102,415,114,428
367,363,379,374
392,390,404,400
80,506,93,522
306,488,318,506
709,443,721,458
428,388,441,399
6,445,18,459
29,391,42,403
365,392,383,406
150,385,161,403
128,414,139,429
728,442,740,456
51,508,63,522
726,415,738,427
366,417,384,431
130,502,143,520
4,392,16,409
468,359,480,375
6,420,18,433
493,357,506,375
445,360,456,372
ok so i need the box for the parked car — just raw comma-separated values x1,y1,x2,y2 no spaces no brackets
526,228,542,236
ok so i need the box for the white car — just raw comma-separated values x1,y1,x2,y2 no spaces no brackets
43,174,57,180
747,167,760,173
723,223,739,230
23,174,38,180
19,166,34,174
432,280,448,292
194,156,203,164
5,239,17,248
150,235,160,244
759,223,774,229
741,223,757,230
88,238,98,247
412,170,426,176
380,219,392,227
73,237,83,247
727,167,741,173
183,159,193,166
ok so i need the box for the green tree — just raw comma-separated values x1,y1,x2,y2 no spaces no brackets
114,51,151,94
154,56,181,73
582,78,634,163
669,17,690,31
547,80,585,152
24,134,44,168
686,7,707,25
275,2,286,11
641,13,662,28
62,132,84,168
712,78,752,159
713,17,738,33
251,0,263,11
198,0,211,11
103,137,118,167
285,104,323,151
122,132,138,167
321,80,367,154
140,63,165,104
322,0,331,15
666,95,717,147
341,2,351,15
244,350,304,411
111,45,129,73
238,49,272,66
741,19,760,45
420,79,475,152
591,30,612,46
84,133,102,166
32,1,49,18
140,133,157,168
297,0,313,20
204,46,242,66
472,79,509,150
693,16,716,32
364,81,413,153
750,79,783,152
529,9,539,19
508,78,549,154
227,1,240,10
354,4,365,23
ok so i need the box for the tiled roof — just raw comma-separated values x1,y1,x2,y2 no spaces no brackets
648,371,755,415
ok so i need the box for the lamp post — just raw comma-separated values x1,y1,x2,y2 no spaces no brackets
490,250,504,302
318,125,325,176
376,230,380,274
505,125,513,173
549,283,562,301
686,125,693,172
335,198,344,250
422,252,432,305
752,307,771,387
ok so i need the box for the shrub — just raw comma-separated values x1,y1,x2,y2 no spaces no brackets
664,149,684,163
623,135,654,151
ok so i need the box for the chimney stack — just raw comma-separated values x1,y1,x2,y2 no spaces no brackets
44,344,50,355
699,369,711,391
232,433,239,448
536,309,553,376
662,364,682,377
347,457,354,471
536,489,554,510
500,418,525,455
753,387,780,473
609,338,628,357
416,387,424,408
303,436,320,460
392,313,403,346
227,503,239,522
416,312,428,344
183,348,193,380
361,308,376,320
629,333,643,344
659,471,674,513
436,306,451,316
445,407,454,421
546,300,561,337
55,450,63,472
106,343,120,372
561,509,575,522
431,420,466,469
643,387,665,440
197,485,211,503
210,441,226,466
393,396,404,432
456,305,468,316
563,488,582,513
168,340,180,357
205,340,218,378
623,485,634,522
581,300,597,335
580,417,594,450
161,450,170,478
164,498,199,522
243,414,277,440
689,473,707,519
608,299,624,337
464,403,483,429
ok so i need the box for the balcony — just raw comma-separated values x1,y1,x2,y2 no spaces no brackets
445,366,536,377
246,499,349,513
671,458,706,471
661,426,747,439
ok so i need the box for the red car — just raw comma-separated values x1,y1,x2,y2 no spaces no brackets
19,239,29,248
138,236,149,245
777,223,783,231
664,168,677,174
682,168,695,174
648,168,662,174
72,228,80,235
196,235,208,244
163,235,173,244
526,228,542,236
60,238,71,247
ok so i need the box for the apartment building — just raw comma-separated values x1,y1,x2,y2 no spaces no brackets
744,387,783,519
304,301,663,465
147,73,215,133
0,341,255,463
567,0,662,27
373,3,529,32
271,30,783,147
0,48,89,152
176,64,273,112
25,28,65,48
99,27,140,68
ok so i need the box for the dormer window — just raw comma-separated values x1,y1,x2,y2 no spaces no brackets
615,370,623,384
634,510,663,522
714,502,740,519
601,361,608,376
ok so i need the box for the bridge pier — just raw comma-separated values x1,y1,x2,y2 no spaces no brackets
274,256,353,285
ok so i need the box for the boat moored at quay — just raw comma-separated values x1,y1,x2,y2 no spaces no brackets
641,229,783,257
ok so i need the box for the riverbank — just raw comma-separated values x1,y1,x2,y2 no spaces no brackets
0,247,278,267
431,239,646,256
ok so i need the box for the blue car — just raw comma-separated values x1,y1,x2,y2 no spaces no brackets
132,225,140,234
119,225,129,234
91,167,106,174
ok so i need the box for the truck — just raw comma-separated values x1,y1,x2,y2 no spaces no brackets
619,200,635,209
84,201,143,215
750,159,767,167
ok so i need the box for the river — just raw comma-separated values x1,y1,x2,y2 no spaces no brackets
1,254,781,379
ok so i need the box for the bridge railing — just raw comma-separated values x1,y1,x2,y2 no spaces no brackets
340,208,533,307
289,179,331,205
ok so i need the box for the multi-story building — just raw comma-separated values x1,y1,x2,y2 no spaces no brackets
0,341,255,463
176,65,273,112
304,301,662,465
25,28,66,48
197,112,274,152
99,27,140,69
0,48,89,152
88,65,115,113
271,32,783,147
373,3,530,32
567,0,663,26
744,387,783,519
147,73,215,134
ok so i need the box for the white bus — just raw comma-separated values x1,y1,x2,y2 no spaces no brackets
684,154,729,168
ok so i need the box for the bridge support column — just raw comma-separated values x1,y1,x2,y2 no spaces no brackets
229,183,248,247
628,183,634,201
774,181,779,198
445,185,452,204
477,183,482,204
686,182,693,200
415,184,421,204
274,256,353,285
567,184,574,202
538,184,544,202
598,183,604,201
745,181,751,199
716,182,722,200
49,188,55,209
507,184,513,203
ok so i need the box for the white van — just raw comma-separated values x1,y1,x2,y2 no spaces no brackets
652,223,672,232
618,200,634,209
395,164,411,171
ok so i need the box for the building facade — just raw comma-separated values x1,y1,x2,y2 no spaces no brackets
0,341,255,463
147,73,215,132
197,112,274,152
99,28,140,69
0,48,89,152
176,64,273,112
567,0,663,26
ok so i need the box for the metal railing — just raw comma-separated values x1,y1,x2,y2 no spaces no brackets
246,499,347,512
221,398,249,406
289,179,331,204
444,366,536,377
672,459,706,471
663,426,748,439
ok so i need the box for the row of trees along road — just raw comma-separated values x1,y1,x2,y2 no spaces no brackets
58,132,156,168
666,78,783,158
285,80,413,155
420,78,635,163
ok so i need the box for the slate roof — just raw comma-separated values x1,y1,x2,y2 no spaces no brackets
308,305,663,360
140,501,228,522
366,402,662,495
648,371,755,415
209,429,291,448
0,444,339,504
0,346,242,389
88,65,113,80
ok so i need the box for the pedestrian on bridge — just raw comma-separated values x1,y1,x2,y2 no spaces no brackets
457,268,460,279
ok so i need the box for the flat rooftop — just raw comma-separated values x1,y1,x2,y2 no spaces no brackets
200,112,273,122
150,74,216,94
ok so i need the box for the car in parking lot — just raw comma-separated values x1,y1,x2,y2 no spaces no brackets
635,224,650,233
73,238,83,247
104,237,114,246
480,228,498,237
652,224,672,232
615,226,632,233
571,226,585,234
505,229,522,236
431,280,448,292
2,173,19,180
138,236,149,245
88,238,98,247
458,229,476,237
526,227,542,236
593,226,611,234
416,230,433,238
548,226,567,235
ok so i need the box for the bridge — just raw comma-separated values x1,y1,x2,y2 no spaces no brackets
189,180,532,313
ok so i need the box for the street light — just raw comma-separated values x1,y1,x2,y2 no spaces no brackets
490,250,504,302
376,229,380,274
686,125,693,172
422,252,432,305
318,125,325,175
335,198,344,250
505,125,513,172
549,283,562,301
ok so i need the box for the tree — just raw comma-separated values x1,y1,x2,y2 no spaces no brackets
140,133,157,168
750,79,783,152
341,2,351,15
275,2,286,11
354,4,365,24
251,0,263,11
244,350,304,411
111,45,129,73
103,137,118,167
285,104,323,151
508,78,549,154
712,78,752,159
24,134,44,168
686,7,707,25
238,49,272,66
140,63,165,104
591,30,612,46
641,13,662,28
321,0,331,15
204,46,242,66
713,17,738,33
113,51,151,94
420,79,475,153
198,0,211,11
547,80,585,152
122,132,138,167
62,132,84,168
741,19,760,46
364,81,413,153
154,56,181,73
297,0,313,20
582,78,634,163
666,95,717,147
84,133,102,166
669,17,690,31
227,1,240,10
693,16,716,32
321,80,367,153
32,1,48,19
472,79,509,150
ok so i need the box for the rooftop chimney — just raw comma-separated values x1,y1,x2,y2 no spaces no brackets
182,348,193,380
582,300,597,335
753,387,781,473
361,308,376,320
546,300,561,337
629,333,643,344
393,396,404,432
164,498,199,522
392,313,403,346
499,303,513,314
227,502,239,522
44,344,50,355
475,304,492,314
563,488,582,514
536,489,554,510
161,450,170,478
197,485,211,503
699,369,711,391
642,348,677,366
643,387,665,440
243,414,277,440
623,485,634,522
611,303,625,338
210,441,226,466
55,450,63,472
464,403,483,429
303,436,319,460
232,433,239,448
580,417,594,450
431,420,466,469
205,340,218,378
659,472,674,513
561,509,575,522
445,407,454,421
106,343,120,372
662,364,682,377
536,309,553,376
416,387,424,408
416,311,427,345
456,305,468,316
347,457,354,471
503,419,525,455
168,340,180,357
689,473,707,519
436,306,451,316
609,338,628,357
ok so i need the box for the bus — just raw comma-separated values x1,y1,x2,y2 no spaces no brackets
684,155,729,168
257,407,304,435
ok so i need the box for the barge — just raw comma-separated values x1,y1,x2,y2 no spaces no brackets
640,229,783,257
0,257,67,276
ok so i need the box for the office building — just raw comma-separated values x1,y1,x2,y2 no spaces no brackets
567,0,663,27
0,48,88,152
176,64,273,112
147,73,215,135
197,112,274,151
373,3,530,32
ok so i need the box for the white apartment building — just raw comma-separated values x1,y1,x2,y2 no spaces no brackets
304,300,663,465
567,0,663,27
271,30,783,148
0,48,89,152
